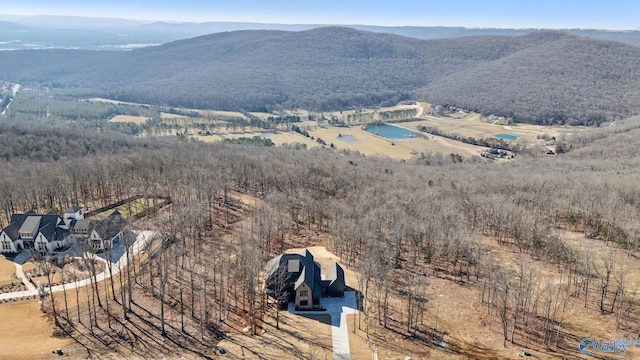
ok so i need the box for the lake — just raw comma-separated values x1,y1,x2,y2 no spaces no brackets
495,133,518,141
364,124,417,140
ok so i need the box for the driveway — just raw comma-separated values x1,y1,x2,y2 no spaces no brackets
289,291,357,360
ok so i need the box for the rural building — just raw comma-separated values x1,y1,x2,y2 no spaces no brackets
0,212,70,253
0,207,127,254
64,205,85,221
265,249,346,311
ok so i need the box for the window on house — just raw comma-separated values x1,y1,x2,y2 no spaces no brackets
299,290,309,297
300,300,308,306
1,241,10,250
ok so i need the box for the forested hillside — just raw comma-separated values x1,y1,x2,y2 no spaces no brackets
417,32,640,125
3,118,640,358
1,28,640,124
0,120,167,161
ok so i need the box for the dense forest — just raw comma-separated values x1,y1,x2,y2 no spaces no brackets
1,28,640,124
2,113,640,357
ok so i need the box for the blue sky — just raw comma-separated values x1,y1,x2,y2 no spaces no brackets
2,0,639,29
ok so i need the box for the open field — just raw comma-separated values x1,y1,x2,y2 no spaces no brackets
88,97,142,106
307,125,488,159
109,115,149,124
190,125,491,159
80,96,583,158
191,131,321,149
161,110,247,120
269,132,320,148
170,102,584,159
0,300,72,360
399,113,584,142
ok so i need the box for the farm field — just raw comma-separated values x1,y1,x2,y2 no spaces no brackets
191,124,489,159
191,131,321,149
399,112,584,142
307,125,488,159
109,115,149,124
33,91,583,159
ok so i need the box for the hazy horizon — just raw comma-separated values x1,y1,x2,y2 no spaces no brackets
2,0,640,30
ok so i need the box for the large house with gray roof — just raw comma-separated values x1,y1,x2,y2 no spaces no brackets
265,249,346,310
0,206,127,254
0,212,69,253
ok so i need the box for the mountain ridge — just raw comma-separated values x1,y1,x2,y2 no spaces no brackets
0,27,638,124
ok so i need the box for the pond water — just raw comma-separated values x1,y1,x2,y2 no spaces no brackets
495,133,518,141
556,129,575,135
364,124,417,140
337,135,357,143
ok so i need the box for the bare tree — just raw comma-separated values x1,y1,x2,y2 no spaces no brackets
267,265,290,330
33,250,59,325
239,226,261,334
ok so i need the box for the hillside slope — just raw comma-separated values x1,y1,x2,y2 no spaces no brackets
0,28,639,123
417,33,640,124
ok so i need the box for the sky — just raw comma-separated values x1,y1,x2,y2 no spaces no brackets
1,0,640,30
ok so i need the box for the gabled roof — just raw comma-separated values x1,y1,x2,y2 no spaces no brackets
70,219,91,232
92,210,126,240
64,205,83,214
294,250,322,299
266,249,323,301
326,262,345,286
1,222,20,241
3,213,65,242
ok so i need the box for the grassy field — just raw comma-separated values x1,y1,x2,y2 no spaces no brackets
191,131,321,149
307,125,488,159
87,197,161,221
89,96,583,159
180,103,586,159
109,115,149,124
399,112,584,141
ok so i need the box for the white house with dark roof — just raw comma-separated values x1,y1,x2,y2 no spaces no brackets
1,207,127,253
0,211,69,253
85,210,127,250
64,205,84,221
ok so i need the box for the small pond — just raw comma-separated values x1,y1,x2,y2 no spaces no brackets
336,135,357,143
364,124,418,140
556,129,575,135
495,133,518,141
